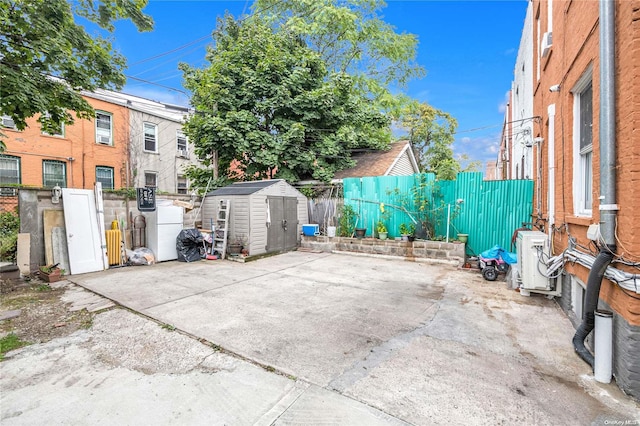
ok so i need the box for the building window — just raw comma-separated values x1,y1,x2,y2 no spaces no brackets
96,111,113,145
1,115,17,130
0,155,21,185
572,71,593,216
144,122,158,152
96,166,114,190
43,160,66,188
177,131,188,157
41,113,65,137
177,175,187,194
144,171,157,188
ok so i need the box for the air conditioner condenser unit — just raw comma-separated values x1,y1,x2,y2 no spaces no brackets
516,230,561,296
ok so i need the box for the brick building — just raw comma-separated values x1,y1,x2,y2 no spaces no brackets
508,0,640,399
1,96,129,191
1,90,196,198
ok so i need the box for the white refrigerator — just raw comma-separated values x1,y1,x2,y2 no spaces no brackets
145,201,184,262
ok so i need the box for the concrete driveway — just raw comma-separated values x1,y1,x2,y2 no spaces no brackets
2,251,638,424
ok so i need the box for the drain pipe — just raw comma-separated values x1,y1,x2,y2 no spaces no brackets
572,0,618,369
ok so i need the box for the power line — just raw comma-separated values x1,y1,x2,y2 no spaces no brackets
125,76,188,94
129,35,212,66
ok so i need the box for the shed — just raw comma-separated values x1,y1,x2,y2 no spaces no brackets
201,180,308,257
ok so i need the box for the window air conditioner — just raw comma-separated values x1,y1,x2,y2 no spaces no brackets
178,149,188,158
97,136,111,145
541,31,553,58
2,116,16,129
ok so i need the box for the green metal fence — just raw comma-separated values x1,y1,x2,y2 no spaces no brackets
343,172,534,256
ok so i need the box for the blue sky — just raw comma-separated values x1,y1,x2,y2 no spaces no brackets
107,0,528,169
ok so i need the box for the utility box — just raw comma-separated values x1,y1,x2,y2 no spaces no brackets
516,231,559,295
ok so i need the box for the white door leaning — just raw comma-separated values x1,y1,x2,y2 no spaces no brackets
62,188,105,275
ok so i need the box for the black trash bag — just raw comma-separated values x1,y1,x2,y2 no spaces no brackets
176,228,204,262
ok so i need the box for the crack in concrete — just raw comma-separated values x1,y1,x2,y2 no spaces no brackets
327,301,441,393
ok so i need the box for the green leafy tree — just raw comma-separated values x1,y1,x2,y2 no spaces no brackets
252,0,423,112
400,101,459,180
180,15,390,188
253,0,422,85
0,0,153,135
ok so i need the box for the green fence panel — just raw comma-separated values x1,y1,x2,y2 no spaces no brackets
343,173,534,252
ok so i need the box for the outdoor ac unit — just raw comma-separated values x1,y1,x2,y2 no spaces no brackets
541,31,553,58
516,230,557,294
1,116,16,129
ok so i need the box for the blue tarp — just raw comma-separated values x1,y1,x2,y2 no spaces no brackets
480,245,517,265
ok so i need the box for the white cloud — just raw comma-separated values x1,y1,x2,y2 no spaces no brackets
497,90,510,114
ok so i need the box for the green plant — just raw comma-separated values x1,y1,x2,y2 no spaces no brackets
161,323,176,331
39,264,64,275
376,221,387,233
386,174,437,239
0,333,28,360
35,284,51,292
337,204,358,237
0,209,19,263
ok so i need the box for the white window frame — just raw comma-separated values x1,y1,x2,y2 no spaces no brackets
143,122,158,153
96,166,114,190
176,131,188,157
572,67,593,217
42,160,67,188
41,113,65,138
0,155,21,185
144,171,157,188
95,111,113,145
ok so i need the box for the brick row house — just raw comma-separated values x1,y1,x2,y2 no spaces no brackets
501,0,640,399
0,89,195,202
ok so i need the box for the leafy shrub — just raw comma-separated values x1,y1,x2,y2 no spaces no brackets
0,210,19,262
337,204,358,237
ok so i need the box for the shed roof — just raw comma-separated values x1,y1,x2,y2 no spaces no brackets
207,180,280,196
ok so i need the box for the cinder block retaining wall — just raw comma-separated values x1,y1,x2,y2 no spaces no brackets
301,236,465,266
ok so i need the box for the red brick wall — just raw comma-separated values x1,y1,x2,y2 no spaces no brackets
2,96,129,190
533,0,640,325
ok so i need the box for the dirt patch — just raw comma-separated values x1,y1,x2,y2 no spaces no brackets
0,277,93,346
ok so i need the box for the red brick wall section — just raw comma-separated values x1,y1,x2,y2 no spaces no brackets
532,0,640,325
1,96,129,190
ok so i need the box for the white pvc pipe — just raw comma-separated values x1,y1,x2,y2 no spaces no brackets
446,204,451,243
594,309,613,383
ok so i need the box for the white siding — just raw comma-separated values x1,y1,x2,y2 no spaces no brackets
388,151,415,176
511,2,534,179
249,195,268,254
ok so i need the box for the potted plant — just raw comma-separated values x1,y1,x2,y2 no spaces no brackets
376,221,388,240
399,223,415,241
39,264,64,283
228,234,246,256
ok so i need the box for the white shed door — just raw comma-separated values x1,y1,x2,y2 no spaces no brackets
62,189,104,274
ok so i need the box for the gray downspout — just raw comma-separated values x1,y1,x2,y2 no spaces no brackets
572,0,618,368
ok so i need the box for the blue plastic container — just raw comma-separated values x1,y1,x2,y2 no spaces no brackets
302,224,320,236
